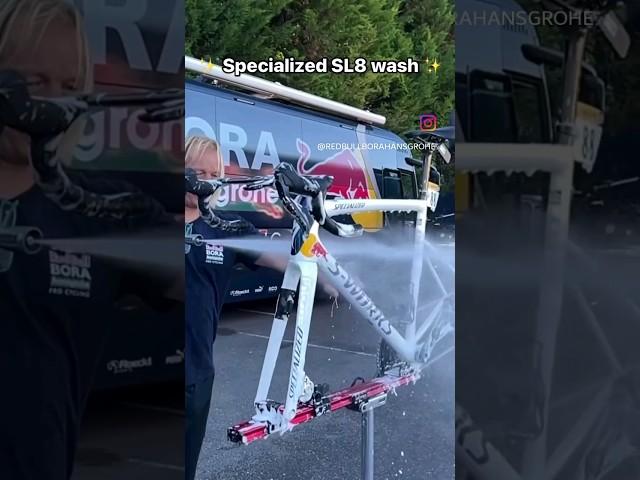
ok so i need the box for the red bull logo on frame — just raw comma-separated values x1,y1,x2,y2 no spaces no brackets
310,242,328,258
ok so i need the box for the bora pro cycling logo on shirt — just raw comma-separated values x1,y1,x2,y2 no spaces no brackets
48,250,92,298
205,243,224,264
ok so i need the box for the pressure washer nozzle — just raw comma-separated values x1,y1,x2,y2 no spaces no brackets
185,234,204,247
0,227,43,254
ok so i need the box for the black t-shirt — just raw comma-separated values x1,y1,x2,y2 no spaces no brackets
185,214,258,386
0,180,171,479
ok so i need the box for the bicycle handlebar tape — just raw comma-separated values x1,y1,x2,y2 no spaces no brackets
29,138,166,221
139,99,184,123
185,169,218,197
274,162,334,197
0,227,43,254
196,196,257,235
307,174,362,238
83,88,183,107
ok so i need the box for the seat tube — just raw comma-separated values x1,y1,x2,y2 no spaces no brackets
254,261,301,405
283,259,318,423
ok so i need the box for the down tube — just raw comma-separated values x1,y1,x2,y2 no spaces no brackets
317,251,415,362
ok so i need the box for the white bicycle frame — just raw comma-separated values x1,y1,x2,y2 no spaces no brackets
252,197,452,431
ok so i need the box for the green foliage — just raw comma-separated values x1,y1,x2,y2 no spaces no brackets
185,0,455,135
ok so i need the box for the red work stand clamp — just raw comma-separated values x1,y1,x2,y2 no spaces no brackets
227,372,417,479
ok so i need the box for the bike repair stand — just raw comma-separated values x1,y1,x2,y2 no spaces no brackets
348,383,389,480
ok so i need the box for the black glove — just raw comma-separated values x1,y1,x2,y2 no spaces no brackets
274,162,332,197
185,168,216,197
0,70,83,136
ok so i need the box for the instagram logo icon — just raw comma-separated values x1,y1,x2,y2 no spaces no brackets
419,114,437,131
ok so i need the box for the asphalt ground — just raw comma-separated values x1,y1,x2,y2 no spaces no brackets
73,383,184,480
195,292,455,480
455,213,640,478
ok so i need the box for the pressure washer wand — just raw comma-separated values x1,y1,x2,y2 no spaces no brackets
0,227,43,254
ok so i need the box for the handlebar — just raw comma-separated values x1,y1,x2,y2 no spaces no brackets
77,89,183,107
274,163,363,238
1,69,184,136
185,163,363,238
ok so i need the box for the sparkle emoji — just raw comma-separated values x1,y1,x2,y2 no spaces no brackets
200,57,215,70
424,57,440,74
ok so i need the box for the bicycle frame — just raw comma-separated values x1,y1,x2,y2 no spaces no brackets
252,197,451,431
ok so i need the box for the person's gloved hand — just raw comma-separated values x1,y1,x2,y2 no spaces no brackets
0,70,83,137
185,168,217,197
27,115,88,197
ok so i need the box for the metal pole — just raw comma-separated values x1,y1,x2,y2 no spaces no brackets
361,408,375,480
521,27,588,480
406,151,433,347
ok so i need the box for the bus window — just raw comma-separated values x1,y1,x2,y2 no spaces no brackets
511,77,549,142
400,170,417,199
456,73,470,140
579,72,605,111
374,169,383,195
383,169,403,198
400,170,418,223
470,72,517,142
383,169,404,225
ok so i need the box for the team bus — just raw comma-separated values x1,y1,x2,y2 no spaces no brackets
67,0,184,388
185,65,443,303
455,0,606,211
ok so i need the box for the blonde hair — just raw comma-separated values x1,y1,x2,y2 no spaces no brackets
185,135,224,206
185,135,224,177
0,0,93,92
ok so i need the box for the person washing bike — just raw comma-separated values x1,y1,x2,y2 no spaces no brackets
184,135,263,480
184,135,338,479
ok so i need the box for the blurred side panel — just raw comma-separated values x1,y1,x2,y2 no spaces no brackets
455,1,640,479
0,1,184,479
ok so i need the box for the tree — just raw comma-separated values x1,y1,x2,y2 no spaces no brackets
185,0,455,134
